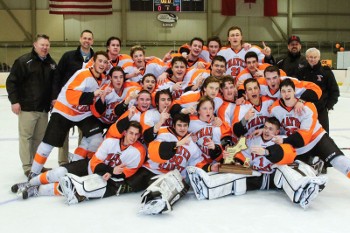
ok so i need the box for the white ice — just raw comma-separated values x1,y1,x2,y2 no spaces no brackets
0,88,349,233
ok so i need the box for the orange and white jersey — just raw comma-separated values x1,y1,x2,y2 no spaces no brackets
236,63,271,84
235,136,295,174
122,57,167,83
140,108,173,134
174,91,223,114
88,138,146,178
270,99,326,155
232,96,274,138
106,108,143,139
145,127,206,178
217,46,265,78
91,81,136,125
156,78,186,100
258,76,322,100
182,68,211,89
188,115,225,163
217,100,236,126
52,68,108,122
84,54,133,74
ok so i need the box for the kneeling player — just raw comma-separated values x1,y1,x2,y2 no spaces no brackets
186,117,328,209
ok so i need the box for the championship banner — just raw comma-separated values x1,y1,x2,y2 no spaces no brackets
49,0,113,15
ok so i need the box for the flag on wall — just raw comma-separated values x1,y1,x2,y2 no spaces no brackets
221,0,277,16
49,0,113,15
264,0,278,17
221,0,236,16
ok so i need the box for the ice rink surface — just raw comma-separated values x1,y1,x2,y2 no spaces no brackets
0,88,349,233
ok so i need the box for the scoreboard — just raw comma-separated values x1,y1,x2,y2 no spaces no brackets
130,0,205,12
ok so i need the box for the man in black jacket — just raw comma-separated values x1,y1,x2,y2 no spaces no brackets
56,29,94,165
6,34,60,177
296,47,339,133
275,35,308,77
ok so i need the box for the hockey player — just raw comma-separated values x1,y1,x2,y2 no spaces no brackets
217,75,237,127
123,45,167,83
90,66,136,127
270,78,350,179
260,65,322,102
126,113,218,214
141,89,173,144
106,90,152,139
186,117,328,209
199,36,222,63
188,96,231,163
26,51,110,180
156,56,189,99
217,26,270,78
12,121,146,203
84,36,133,73
232,78,274,139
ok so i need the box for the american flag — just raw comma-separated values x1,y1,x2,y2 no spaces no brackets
49,0,112,15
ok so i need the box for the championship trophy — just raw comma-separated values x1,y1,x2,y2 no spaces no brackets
218,137,253,175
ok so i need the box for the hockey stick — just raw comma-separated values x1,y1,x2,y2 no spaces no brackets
0,196,21,206
339,148,350,150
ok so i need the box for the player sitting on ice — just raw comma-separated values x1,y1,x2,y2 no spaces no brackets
11,121,146,203
186,117,328,209
124,113,219,215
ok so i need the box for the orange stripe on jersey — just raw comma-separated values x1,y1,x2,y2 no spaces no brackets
106,110,130,138
293,79,322,100
39,172,49,184
123,142,146,178
89,155,104,173
54,101,82,116
66,69,94,105
148,141,169,164
34,153,47,165
275,144,296,165
54,182,61,196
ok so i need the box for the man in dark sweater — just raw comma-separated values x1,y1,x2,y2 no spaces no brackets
6,34,60,176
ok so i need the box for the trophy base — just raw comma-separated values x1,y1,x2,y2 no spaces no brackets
218,164,253,175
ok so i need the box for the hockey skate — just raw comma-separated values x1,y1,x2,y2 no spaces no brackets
21,185,39,200
308,156,325,176
59,176,86,205
298,176,328,209
11,181,30,194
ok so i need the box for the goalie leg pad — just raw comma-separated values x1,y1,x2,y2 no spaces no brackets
273,160,328,208
186,166,261,200
139,170,188,215
60,173,107,205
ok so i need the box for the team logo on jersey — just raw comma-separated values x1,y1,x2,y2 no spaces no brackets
105,153,122,167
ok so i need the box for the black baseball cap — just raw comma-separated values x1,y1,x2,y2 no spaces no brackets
288,35,301,44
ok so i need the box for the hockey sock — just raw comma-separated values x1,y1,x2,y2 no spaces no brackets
330,156,350,178
86,133,103,152
30,167,68,186
38,183,62,196
31,142,54,174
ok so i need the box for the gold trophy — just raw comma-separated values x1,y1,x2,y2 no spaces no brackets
218,137,253,175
